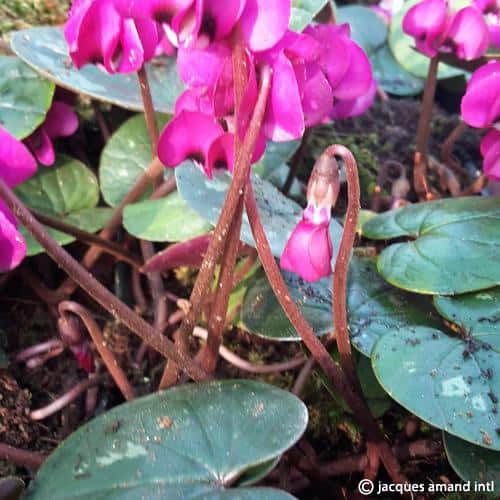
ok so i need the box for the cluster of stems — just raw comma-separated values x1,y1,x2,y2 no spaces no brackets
0,29,408,485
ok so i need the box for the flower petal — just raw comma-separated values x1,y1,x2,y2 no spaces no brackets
25,128,55,167
157,111,224,170
240,0,291,52
481,129,500,180
0,202,26,272
330,79,377,120
0,126,37,186
43,102,79,138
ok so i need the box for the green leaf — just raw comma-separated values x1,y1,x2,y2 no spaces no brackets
434,288,500,335
175,162,343,259
123,192,211,242
336,6,387,55
370,44,424,96
15,155,111,255
362,197,500,295
443,433,500,490
27,380,307,499
357,356,392,418
372,326,500,450
388,0,465,79
0,55,54,139
241,256,440,344
99,114,170,207
10,27,183,113
290,0,329,32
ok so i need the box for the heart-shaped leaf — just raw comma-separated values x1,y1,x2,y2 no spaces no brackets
290,0,330,32
175,163,343,259
123,192,211,242
388,0,465,80
362,197,500,295
27,380,307,499
443,433,500,489
0,55,54,139
336,6,387,55
15,155,111,255
370,44,424,96
372,326,500,449
99,114,170,207
241,256,440,344
10,27,184,113
434,288,500,335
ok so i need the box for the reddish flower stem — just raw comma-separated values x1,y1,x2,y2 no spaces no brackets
326,145,360,387
167,54,272,378
414,56,439,200
441,121,468,177
244,182,406,484
58,301,136,401
30,375,102,420
0,178,208,381
0,443,46,470
137,66,159,162
15,339,64,363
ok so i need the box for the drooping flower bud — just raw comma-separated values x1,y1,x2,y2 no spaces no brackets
280,154,340,282
58,314,95,373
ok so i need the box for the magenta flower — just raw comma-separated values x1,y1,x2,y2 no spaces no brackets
403,0,490,60
24,101,79,166
280,202,333,283
0,127,37,272
65,0,159,73
115,0,290,52
481,129,500,180
461,61,500,128
475,0,500,47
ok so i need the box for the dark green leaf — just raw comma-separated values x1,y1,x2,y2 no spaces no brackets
370,44,424,96
362,197,500,295
99,114,170,207
27,380,307,499
123,192,211,242
357,356,392,418
388,0,465,79
10,27,183,113
372,327,500,450
443,433,500,490
15,155,111,255
0,55,54,139
175,163,343,259
290,0,330,32
241,256,440,345
336,6,387,55
434,288,500,335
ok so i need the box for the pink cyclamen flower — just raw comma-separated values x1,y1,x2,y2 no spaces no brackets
475,0,500,47
0,127,37,272
481,129,500,180
114,0,290,52
65,0,159,73
403,0,490,60
461,61,500,128
280,201,333,282
24,101,79,166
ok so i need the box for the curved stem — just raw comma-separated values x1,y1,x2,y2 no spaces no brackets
137,66,159,158
58,301,136,401
441,121,468,177
414,56,439,200
244,182,406,484
326,145,360,386
0,178,208,382
0,443,46,470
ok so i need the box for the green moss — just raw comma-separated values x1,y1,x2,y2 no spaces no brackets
0,0,69,37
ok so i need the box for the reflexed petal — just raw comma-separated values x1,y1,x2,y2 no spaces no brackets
25,129,56,167
206,132,234,176
136,18,160,62
330,80,377,120
157,111,224,170
301,63,333,127
240,0,291,52
481,129,500,180
0,126,37,186
264,53,304,142
308,224,333,279
461,61,500,128
44,102,79,138
175,88,214,114
200,0,246,40
331,41,373,100
402,0,448,57
0,204,26,272
445,6,489,60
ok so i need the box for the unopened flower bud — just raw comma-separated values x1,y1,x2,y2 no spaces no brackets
306,152,340,212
